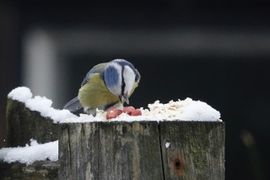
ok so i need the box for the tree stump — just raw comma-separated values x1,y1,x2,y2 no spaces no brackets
59,121,224,180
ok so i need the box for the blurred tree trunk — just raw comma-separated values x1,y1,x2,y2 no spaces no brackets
0,1,21,148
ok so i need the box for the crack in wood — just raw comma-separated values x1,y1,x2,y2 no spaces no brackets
67,127,72,172
158,124,166,180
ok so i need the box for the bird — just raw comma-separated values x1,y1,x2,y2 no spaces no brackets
63,59,141,114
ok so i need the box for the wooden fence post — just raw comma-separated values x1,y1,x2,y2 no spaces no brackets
1,98,60,180
59,122,164,180
3,97,225,180
59,121,225,180
159,121,225,180
6,98,59,147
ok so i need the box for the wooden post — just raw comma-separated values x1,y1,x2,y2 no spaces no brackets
5,98,60,146
59,122,164,180
159,121,225,180
1,98,60,179
59,121,225,180
3,97,225,180
0,161,59,180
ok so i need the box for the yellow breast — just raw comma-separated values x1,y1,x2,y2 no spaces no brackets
78,73,119,109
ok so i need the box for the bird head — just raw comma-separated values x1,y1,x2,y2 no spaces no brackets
103,59,141,105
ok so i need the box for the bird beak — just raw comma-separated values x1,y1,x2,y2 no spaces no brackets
120,95,129,104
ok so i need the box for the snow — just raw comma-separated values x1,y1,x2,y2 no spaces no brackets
0,139,58,165
8,87,33,103
8,87,77,123
63,98,221,122
8,86,221,123
25,96,76,122
144,98,221,121
3,87,221,165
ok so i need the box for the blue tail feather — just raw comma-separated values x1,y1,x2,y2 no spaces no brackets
63,97,82,113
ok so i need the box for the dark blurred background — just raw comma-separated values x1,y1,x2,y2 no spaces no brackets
1,0,270,179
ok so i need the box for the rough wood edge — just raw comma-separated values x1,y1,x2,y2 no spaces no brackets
5,98,60,147
0,160,59,180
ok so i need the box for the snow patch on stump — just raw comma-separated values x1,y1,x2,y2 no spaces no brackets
0,139,58,165
8,86,32,103
8,86,76,123
7,86,222,123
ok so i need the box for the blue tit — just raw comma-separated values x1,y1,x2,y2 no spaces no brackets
64,59,141,114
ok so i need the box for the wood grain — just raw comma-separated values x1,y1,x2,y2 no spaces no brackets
159,121,225,180
59,122,164,180
4,98,225,180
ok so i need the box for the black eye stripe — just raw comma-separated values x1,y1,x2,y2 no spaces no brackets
121,66,125,96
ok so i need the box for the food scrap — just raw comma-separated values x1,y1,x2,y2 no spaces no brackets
106,106,142,119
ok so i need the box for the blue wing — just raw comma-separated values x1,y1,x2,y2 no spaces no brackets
64,62,108,112
63,96,82,113
81,63,107,86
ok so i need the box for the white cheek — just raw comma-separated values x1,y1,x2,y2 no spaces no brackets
123,66,136,96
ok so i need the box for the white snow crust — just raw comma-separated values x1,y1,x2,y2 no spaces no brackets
8,87,76,123
8,86,221,123
8,86,32,103
0,139,58,165
63,98,221,122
